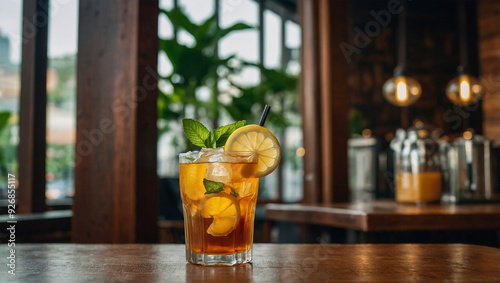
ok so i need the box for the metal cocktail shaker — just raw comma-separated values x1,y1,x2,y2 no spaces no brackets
443,131,500,203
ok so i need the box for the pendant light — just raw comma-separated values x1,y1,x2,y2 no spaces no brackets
446,0,482,106
383,0,422,107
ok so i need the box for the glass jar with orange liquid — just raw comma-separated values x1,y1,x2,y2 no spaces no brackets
396,126,442,204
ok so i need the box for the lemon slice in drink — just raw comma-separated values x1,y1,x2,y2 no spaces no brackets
224,125,281,177
200,193,240,236
180,163,207,201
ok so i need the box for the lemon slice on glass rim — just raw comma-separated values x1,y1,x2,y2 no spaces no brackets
224,125,281,178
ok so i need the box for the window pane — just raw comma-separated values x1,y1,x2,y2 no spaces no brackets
159,0,175,10
180,0,214,24
263,9,281,69
283,18,303,202
219,0,258,63
220,0,258,28
46,0,79,201
285,20,301,75
219,0,259,101
285,20,300,50
158,0,174,39
0,0,22,201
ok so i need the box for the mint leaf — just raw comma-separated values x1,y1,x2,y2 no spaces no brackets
182,119,211,148
203,178,225,194
214,120,246,148
207,132,217,148
185,156,195,162
230,187,239,198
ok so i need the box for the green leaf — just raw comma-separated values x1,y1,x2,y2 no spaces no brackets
161,7,198,37
0,112,10,132
213,120,245,148
194,14,218,50
213,23,254,44
229,187,239,198
203,178,225,194
182,119,211,148
207,132,217,148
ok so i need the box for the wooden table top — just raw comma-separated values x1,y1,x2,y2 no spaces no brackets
266,200,500,231
2,243,499,282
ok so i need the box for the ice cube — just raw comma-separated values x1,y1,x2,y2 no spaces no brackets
194,148,224,163
231,180,258,198
179,151,201,164
194,147,257,164
205,163,232,184
201,147,224,154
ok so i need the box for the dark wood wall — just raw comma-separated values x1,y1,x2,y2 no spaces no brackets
478,0,500,141
347,0,482,140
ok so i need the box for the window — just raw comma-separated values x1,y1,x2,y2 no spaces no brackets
219,0,259,86
157,0,303,203
45,0,79,203
0,0,79,210
0,0,22,203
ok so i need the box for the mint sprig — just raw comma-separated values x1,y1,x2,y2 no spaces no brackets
203,178,225,194
182,119,245,148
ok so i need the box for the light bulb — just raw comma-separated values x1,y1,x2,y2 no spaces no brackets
446,74,482,106
383,76,422,107
396,80,408,102
460,80,470,100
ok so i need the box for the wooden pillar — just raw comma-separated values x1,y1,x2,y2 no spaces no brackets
73,0,159,243
299,0,321,203
478,0,500,141
18,0,49,213
299,0,349,203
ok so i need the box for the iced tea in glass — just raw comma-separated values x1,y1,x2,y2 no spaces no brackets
179,148,259,265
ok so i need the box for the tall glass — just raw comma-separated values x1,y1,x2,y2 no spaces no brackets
179,148,259,265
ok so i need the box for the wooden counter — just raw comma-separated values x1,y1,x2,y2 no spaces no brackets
2,244,500,282
266,200,500,231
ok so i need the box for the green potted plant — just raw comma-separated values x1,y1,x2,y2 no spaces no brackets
157,6,253,220
157,6,300,204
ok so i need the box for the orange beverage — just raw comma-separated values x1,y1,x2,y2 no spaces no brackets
179,149,259,265
396,172,442,203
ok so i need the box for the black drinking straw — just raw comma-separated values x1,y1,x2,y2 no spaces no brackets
258,105,271,126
